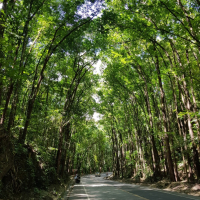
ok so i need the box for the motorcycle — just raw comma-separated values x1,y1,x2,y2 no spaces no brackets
75,174,80,183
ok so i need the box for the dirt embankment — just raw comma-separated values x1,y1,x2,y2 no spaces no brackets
0,133,75,200
13,176,74,200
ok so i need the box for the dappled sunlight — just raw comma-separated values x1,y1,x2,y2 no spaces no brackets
139,187,153,191
66,175,198,200
71,194,88,197
75,184,111,187
68,176,157,200
1,0,200,200
76,183,140,187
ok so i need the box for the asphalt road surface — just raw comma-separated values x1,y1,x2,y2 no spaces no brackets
66,173,200,200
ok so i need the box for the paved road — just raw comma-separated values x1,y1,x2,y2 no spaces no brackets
66,173,200,200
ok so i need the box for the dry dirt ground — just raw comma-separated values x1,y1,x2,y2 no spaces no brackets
109,176,200,197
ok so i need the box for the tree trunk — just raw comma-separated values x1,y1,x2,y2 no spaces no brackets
136,64,160,176
112,127,120,177
56,122,71,175
154,45,175,182
168,74,188,180
0,82,14,125
7,90,18,133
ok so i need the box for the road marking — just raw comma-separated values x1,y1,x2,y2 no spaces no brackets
119,188,149,200
82,182,90,200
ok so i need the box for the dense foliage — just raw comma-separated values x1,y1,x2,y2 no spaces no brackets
0,0,200,196
0,0,112,195
98,0,200,182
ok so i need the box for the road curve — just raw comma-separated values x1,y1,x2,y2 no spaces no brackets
65,173,200,200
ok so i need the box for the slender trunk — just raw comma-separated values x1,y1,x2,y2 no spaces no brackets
154,45,175,182
56,125,64,174
169,75,188,180
169,43,194,180
186,50,200,148
173,46,200,178
17,15,91,144
140,137,145,178
178,83,194,181
111,128,116,176
136,64,160,176
171,138,180,181
119,131,123,178
112,127,120,177
0,0,39,124
61,123,71,176
56,122,71,175
60,148,66,177
7,90,18,133
0,82,14,125
159,140,167,176
18,53,50,144
18,98,34,143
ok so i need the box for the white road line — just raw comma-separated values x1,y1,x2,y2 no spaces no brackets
82,182,90,200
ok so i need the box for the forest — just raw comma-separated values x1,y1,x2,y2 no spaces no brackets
0,0,200,198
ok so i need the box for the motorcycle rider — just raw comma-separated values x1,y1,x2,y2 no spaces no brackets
75,174,80,183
